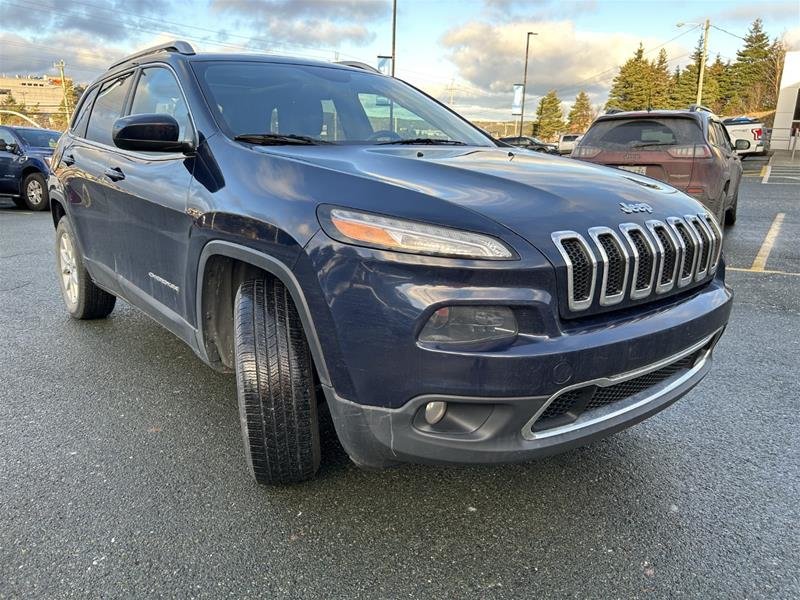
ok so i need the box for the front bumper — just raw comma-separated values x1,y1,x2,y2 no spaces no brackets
326,329,721,467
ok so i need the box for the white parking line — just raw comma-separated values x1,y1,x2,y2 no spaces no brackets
751,213,785,272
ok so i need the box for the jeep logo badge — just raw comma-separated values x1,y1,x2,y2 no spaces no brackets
619,202,653,214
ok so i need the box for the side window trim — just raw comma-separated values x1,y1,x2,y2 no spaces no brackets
70,84,99,138
126,62,197,144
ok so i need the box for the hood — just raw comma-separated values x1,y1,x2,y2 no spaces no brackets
27,147,54,157
259,145,707,251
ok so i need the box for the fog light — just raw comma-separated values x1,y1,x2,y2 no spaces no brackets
424,401,447,424
418,306,517,346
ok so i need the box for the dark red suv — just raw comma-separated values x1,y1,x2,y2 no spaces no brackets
572,106,751,226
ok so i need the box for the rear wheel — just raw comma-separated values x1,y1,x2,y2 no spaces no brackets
22,172,49,211
234,278,321,485
55,218,116,319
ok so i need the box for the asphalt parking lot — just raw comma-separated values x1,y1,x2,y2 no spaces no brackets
1,165,798,598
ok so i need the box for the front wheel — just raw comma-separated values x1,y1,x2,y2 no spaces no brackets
234,278,321,485
725,187,739,226
22,172,49,211
55,218,116,319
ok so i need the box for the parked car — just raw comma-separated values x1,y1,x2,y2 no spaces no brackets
558,133,583,155
49,41,732,484
0,125,60,210
498,135,558,153
572,106,750,225
722,116,767,157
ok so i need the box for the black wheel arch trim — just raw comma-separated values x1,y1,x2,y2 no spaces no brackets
196,240,331,386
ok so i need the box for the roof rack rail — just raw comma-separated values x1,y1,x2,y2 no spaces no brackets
688,104,713,114
334,61,382,74
108,40,196,71
605,107,625,114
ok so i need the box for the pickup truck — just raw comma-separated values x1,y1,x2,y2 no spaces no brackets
723,117,766,157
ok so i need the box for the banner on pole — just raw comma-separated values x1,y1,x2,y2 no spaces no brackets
511,84,524,116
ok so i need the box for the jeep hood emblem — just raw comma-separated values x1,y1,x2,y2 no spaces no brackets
619,202,653,214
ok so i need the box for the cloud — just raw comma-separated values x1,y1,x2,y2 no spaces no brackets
710,1,799,24
785,26,800,51
439,20,689,113
0,0,162,42
209,0,390,46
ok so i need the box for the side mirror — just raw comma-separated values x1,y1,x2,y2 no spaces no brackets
4,143,20,154
112,113,194,153
734,139,751,151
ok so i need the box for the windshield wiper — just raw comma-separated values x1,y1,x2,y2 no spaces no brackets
377,138,467,146
630,142,674,148
234,133,332,145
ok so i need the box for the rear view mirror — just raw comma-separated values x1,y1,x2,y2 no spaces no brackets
112,113,193,153
734,139,751,151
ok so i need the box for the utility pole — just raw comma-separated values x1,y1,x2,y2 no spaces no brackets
391,0,397,76
54,60,71,122
518,32,537,137
696,19,710,105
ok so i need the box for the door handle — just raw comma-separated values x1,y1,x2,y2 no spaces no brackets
104,166,125,182
62,153,75,166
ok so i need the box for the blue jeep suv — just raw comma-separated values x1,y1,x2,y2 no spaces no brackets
0,125,60,210
48,42,733,484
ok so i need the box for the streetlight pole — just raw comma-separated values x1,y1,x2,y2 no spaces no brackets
696,19,710,106
518,31,537,137
391,0,397,76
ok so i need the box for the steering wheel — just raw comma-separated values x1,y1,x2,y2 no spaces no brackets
368,130,402,142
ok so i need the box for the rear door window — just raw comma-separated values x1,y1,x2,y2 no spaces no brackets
85,73,134,146
582,118,704,149
71,86,98,138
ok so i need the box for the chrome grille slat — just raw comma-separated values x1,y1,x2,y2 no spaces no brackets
588,227,629,306
646,220,680,293
552,231,597,312
685,215,710,281
701,214,723,274
619,224,656,299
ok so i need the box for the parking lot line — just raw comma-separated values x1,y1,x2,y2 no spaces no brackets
750,212,785,271
761,165,771,184
728,266,800,277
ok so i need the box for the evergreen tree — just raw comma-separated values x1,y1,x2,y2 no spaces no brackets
732,18,771,111
707,55,730,114
535,90,565,141
605,43,652,111
650,48,672,109
566,91,594,133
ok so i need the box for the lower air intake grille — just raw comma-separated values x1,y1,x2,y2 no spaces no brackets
533,352,700,429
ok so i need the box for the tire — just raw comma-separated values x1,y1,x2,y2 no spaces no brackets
22,172,49,211
234,278,321,485
55,218,116,319
725,187,739,226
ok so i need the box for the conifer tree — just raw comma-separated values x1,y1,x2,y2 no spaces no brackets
535,90,566,141
566,91,594,133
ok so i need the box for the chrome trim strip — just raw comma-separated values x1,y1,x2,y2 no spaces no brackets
685,215,710,281
521,329,720,441
702,212,723,275
619,223,656,299
645,220,680,294
587,226,629,306
668,217,697,288
551,231,597,312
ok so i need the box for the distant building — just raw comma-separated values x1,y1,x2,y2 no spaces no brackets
771,51,800,151
0,75,71,124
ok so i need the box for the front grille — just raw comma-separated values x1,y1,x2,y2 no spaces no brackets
553,213,719,314
532,352,700,431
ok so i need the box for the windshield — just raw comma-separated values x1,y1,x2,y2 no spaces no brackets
15,129,60,148
192,61,492,146
581,117,703,149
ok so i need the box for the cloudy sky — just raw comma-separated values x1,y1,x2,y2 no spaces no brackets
1,0,798,120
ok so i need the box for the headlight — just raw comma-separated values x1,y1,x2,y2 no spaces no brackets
44,156,52,168
320,207,516,260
